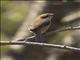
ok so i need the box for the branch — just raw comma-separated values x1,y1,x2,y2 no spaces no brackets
46,26,80,35
0,26,80,52
0,41,80,52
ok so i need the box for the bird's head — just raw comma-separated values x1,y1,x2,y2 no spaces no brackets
28,13,54,34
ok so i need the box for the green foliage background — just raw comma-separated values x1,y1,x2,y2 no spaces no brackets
1,1,30,52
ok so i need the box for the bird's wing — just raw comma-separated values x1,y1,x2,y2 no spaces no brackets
30,18,43,30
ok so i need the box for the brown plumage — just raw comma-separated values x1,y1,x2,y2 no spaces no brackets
29,13,53,34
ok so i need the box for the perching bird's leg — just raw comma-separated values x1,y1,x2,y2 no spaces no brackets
35,34,44,43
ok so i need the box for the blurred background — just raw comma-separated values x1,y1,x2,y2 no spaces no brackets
1,0,80,60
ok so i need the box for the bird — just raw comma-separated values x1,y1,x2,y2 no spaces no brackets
17,13,53,42
29,13,54,35
28,13,54,42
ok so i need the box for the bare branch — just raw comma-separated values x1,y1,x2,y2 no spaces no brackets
46,26,80,35
0,41,80,52
0,26,80,52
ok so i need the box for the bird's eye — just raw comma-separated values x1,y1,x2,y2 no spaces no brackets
41,15,49,18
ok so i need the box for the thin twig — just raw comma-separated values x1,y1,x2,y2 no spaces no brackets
0,41,80,51
16,26,80,41
55,26,80,32
0,26,80,52
46,26,80,35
